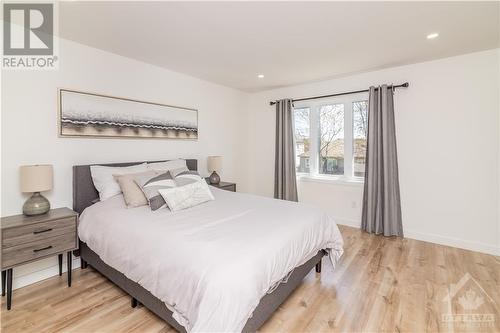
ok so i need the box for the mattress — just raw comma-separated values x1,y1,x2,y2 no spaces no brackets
78,187,344,332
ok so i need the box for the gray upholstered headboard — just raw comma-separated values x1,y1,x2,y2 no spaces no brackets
73,159,198,214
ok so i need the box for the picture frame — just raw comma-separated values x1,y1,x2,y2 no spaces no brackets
58,89,198,140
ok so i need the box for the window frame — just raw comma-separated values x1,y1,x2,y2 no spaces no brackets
293,92,368,184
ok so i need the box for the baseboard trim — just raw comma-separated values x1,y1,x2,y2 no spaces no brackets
403,229,500,256
12,258,81,290
334,218,499,256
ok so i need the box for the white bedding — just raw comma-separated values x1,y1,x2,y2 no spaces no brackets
78,187,344,332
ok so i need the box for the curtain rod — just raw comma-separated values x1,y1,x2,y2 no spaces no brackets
269,82,409,106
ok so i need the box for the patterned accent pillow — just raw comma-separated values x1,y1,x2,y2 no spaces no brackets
133,172,176,211
168,166,190,178
159,179,214,212
173,169,204,186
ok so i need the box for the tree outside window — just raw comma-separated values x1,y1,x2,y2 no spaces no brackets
319,104,344,175
353,101,368,177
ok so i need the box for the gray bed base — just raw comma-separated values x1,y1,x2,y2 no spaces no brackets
73,159,325,332
80,242,324,332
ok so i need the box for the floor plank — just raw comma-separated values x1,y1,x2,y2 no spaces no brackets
1,225,499,332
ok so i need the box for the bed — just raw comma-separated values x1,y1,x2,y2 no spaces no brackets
74,159,343,332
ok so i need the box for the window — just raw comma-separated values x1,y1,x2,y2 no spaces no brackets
319,104,344,175
353,101,368,177
293,94,368,180
294,107,310,173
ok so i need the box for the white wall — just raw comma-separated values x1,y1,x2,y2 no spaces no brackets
243,49,500,256
1,39,248,288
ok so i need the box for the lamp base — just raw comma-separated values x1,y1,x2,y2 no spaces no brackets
23,192,50,216
209,171,220,185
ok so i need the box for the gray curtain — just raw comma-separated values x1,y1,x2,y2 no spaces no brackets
361,85,403,237
274,99,298,201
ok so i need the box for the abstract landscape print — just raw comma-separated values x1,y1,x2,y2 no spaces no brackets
59,89,198,139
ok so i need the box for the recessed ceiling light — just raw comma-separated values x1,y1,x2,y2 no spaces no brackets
427,33,439,39
257,74,264,79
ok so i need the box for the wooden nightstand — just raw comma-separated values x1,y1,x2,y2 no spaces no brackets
0,207,78,310
205,179,236,192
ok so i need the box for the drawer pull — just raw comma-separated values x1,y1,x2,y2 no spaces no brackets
33,228,53,234
33,245,53,253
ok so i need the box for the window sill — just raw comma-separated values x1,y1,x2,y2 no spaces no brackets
297,174,364,187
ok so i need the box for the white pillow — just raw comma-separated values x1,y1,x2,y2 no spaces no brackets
159,179,214,212
90,163,148,201
147,159,187,172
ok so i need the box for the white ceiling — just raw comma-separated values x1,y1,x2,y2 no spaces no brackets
59,1,500,92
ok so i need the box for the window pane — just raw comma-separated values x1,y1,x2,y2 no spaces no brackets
319,104,344,175
294,107,310,173
353,100,368,177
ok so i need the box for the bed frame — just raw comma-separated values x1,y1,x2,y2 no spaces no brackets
73,159,325,333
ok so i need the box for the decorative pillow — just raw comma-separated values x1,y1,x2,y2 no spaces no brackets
147,159,187,172
133,172,177,211
114,170,159,208
168,166,189,178
90,163,148,201
159,179,214,212
173,169,204,186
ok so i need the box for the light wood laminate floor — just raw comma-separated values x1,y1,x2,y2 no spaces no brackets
1,225,499,333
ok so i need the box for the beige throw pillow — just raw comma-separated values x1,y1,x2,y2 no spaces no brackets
114,170,159,208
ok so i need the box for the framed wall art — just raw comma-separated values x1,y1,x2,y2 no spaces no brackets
58,89,198,139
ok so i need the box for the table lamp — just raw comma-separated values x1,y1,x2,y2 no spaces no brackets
20,165,53,216
207,156,222,185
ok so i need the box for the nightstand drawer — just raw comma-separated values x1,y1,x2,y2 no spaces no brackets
2,217,76,248
2,233,76,268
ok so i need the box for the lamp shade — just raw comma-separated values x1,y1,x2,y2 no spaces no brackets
20,165,53,193
207,156,223,173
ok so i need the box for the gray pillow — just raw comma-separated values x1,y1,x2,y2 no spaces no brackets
133,172,176,211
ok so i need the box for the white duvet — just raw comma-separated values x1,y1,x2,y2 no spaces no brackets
78,187,344,332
